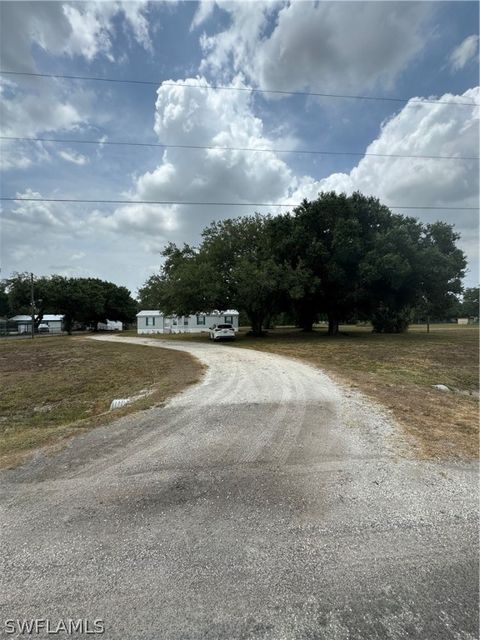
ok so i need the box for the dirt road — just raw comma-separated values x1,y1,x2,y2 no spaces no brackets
1,336,478,639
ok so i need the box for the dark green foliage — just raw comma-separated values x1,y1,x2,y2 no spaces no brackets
461,287,479,318
370,304,414,333
5,273,137,334
280,192,397,334
140,192,467,335
0,281,11,317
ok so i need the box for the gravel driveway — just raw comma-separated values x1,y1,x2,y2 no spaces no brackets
1,336,478,639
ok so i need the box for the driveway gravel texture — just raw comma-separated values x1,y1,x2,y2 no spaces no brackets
0,336,478,640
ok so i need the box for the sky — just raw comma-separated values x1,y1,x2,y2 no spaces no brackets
0,0,479,296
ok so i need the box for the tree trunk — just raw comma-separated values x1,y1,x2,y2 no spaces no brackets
426,315,430,333
34,311,44,330
327,314,339,336
295,304,316,332
64,316,73,335
248,312,264,337
301,319,314,332
252,320,263,336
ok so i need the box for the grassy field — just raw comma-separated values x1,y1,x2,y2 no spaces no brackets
133,324,479,459
0,336,203,467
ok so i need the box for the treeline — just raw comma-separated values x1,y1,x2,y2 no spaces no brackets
1,274,137,334
139,192,469,335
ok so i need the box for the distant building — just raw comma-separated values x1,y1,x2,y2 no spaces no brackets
136,310,239,335
9,314,64,334
457,318,469,325
97,320,123,331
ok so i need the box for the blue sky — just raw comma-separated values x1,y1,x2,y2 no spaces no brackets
1,1,479,294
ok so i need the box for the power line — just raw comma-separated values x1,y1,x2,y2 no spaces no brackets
0,196,477,211
1,135,478,161
1,70,478,107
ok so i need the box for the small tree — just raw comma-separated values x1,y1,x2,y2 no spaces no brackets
6,272,52,328
461,286,479,318
417,222,466,331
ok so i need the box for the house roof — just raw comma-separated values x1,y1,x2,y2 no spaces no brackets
136,309,239,318
200,310,239,316
9,314,64,321
136,310,163,317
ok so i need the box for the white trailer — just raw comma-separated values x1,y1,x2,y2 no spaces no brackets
136,310,239,335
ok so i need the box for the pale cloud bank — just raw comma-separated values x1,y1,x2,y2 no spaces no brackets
0,1,152,170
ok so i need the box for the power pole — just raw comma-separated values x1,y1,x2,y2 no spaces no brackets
30,272,35,339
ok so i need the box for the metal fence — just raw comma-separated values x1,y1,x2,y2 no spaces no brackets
0,321,65,337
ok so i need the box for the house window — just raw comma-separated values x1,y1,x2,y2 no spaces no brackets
173,318,177,326
196,315,205,325
184,317,189,326
146,317,155,326
224,315,234,324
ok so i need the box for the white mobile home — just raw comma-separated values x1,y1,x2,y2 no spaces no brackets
41,314,64,332
97,319,123,331
136,310,239,335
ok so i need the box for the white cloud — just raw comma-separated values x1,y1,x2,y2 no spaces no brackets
122,1,153,51
96,76,296,240
0,79,89,170
0,192,149,291
64,80,479,270
3,72,478,289
199,2,276,83
0,1,152,70
3,189,87,235
61,3,116,61
199,2,433,94
0,1,151,170
60,2,153,59
190,0,216,31
299,88,479,205
58,149,90,165
291,87,480,271
1,83,85,137
91,203,179,244
449,35,479,72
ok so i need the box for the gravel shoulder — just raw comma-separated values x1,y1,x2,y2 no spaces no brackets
0,336,478,639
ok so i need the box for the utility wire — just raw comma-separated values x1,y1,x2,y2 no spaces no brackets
0,196,477,211
1,70,478,107
1,135,478,161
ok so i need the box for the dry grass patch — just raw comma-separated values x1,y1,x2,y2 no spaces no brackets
0,336,203,467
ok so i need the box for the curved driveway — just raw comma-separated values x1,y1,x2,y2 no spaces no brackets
1,336,478,639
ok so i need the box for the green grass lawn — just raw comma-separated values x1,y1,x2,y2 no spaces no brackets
0,336,204,467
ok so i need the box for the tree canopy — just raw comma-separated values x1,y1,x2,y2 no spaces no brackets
140,191,467,335
4,274,137,333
